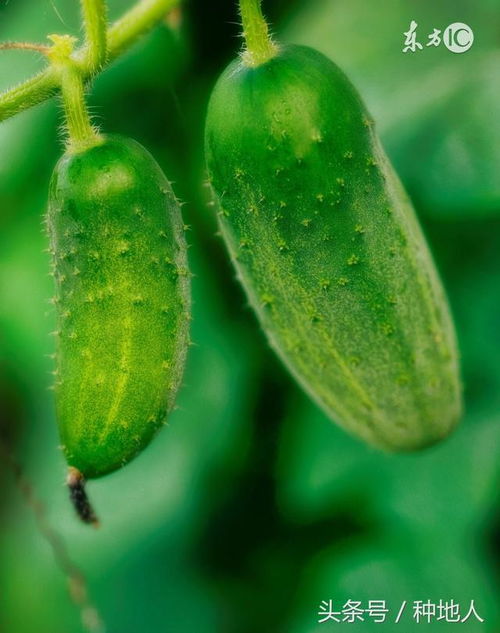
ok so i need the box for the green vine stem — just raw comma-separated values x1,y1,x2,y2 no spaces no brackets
0,0,180,123
106,0,178,60
48,35,103,153
81,0,108,72
239,0,277,67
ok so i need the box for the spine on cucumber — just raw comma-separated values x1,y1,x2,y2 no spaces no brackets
47,135,190,479
205,41,462,451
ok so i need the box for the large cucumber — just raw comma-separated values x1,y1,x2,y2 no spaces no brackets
47,135,190,481
205,42,462,451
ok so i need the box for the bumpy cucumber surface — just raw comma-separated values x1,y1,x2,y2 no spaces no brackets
205,45,462,451
47,135,190,478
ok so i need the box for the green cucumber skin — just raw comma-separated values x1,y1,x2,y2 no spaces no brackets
47,136,190,478
205,45,462,451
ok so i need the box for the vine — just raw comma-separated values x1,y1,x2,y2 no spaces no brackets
0,0,181,123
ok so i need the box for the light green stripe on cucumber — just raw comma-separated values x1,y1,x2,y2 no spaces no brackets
47,135,191,480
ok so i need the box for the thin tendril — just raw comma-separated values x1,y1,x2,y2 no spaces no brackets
0,438,106,633
0,41,50,53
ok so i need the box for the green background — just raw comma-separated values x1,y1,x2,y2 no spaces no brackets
0,1,498,632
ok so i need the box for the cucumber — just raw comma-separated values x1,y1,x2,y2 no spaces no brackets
205,43,462,451
47,135,190,481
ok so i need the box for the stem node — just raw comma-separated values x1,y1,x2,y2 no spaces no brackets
47,34,103,153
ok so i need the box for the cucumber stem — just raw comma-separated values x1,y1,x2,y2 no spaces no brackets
48,34,103,153
60,64,102,152
239,0,278,67
67,467,100,527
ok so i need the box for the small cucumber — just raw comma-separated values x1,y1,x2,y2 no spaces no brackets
47,135,190,483
205,41,462,451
